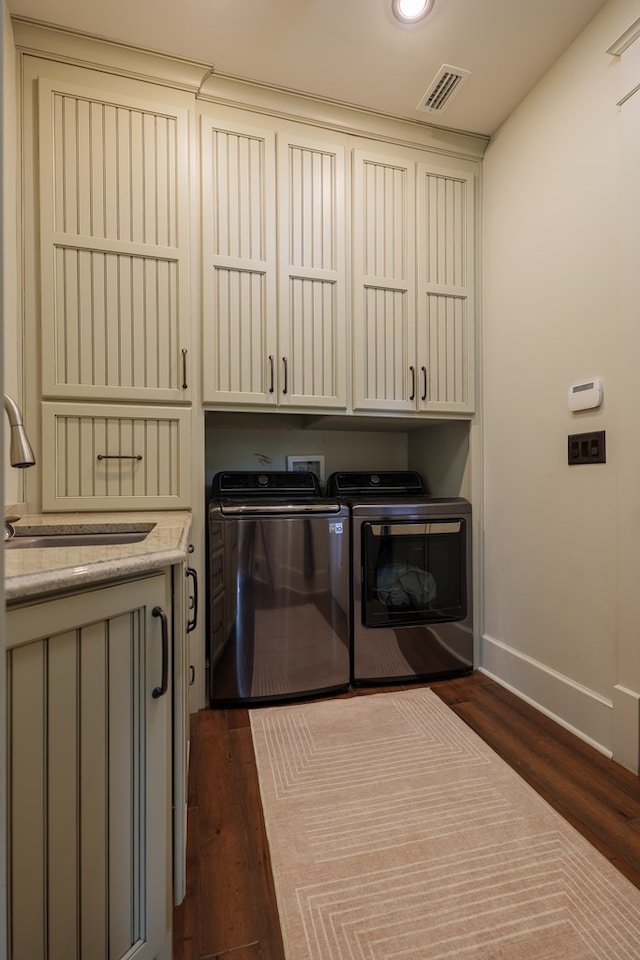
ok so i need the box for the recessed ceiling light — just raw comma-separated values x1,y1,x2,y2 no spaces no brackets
391,0,435,24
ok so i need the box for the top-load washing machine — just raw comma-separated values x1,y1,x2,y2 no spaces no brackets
208,470,350,705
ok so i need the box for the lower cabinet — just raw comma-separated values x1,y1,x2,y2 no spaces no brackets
6,574,174,960
172,560,191,907
207,521,238,686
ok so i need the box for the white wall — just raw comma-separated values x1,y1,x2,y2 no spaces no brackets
482,0,639,762
205,414,409,492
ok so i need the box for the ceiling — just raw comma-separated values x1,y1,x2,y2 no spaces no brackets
7,0,610,137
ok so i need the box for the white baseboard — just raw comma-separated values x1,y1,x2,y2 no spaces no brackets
612,685,640,774
480,633,613,758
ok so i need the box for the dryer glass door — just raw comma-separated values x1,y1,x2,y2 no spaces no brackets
361,519,467,627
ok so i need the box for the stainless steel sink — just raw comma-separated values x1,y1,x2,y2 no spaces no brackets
5,523,155,549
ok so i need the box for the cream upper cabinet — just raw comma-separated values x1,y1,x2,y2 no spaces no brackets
416,160,476,413
201,110,278,405
23,58,194,511
201,107,348,409
276,126,347,408
352,147,417,413
353,146,476,414
40,402,191,511
37,75,192,403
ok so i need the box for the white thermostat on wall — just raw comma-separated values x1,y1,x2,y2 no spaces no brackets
568,378,603,412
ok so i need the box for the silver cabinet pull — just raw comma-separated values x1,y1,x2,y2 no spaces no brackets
421,366,427,402
282,357,288,395
268,355,275,393
409,365,416,401
182,348,188,390
152,606,169,699
97,454,142,461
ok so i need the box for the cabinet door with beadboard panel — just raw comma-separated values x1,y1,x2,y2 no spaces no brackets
416,161,476,413
38,77,192,402
352,148,417,412
201,108,278,404
41,401,191,510
6,576,171,960
277,124,348,408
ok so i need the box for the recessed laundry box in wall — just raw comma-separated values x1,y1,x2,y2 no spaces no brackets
41,402,191,510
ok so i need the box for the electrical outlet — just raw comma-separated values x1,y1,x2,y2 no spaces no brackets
568,430,606,465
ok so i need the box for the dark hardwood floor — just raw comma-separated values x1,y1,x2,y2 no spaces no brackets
173,672,640,959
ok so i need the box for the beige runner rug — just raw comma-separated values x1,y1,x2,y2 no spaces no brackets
250,687,640,959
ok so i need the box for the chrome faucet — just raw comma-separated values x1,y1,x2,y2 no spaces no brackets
4,393,36,541
4,393,36,468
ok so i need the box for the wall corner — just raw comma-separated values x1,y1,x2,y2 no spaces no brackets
612,684,640,773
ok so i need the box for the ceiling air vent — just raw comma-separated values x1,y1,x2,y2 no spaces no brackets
417,64,471,114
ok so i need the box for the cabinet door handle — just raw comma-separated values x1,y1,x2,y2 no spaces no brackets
282,357,288,395
152,606,169,699
421,366,427,402
409,365,416,401
182,348,188,390
97,454,143,461
186,566,198,633
268,355,275,393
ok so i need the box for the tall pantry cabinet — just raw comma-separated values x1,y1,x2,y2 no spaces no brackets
22,56,193,511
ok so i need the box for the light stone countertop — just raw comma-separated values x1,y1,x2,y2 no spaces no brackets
5,510,192,604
